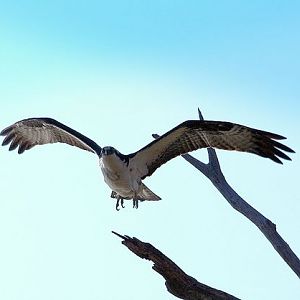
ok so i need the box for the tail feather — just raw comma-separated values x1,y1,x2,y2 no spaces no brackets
137,183,161,201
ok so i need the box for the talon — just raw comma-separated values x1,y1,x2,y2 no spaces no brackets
133,199,139,209
116,196,125,210
116,198,120,211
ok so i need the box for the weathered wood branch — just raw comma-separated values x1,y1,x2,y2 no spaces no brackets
112,231,240,300
113,108,299,299
154,108,300,279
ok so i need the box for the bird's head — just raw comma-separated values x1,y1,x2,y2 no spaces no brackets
101,146,116,156
101,146,129,164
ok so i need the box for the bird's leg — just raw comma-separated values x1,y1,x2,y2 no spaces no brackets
111,191,117,198
116,195,125,211
132,198,139,209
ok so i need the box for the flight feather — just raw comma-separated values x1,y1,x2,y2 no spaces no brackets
1,118,102,155
129,120,295,179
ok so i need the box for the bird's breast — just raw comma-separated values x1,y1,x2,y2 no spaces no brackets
99,155,141,198
99,156,123,181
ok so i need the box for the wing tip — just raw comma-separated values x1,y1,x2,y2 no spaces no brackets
0,126,12,136
270,149,294,165
271,147,294,165
266,132,286,140
271,157,284,164
258,129,295,163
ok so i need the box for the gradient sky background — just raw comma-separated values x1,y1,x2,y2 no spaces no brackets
0,1,299,299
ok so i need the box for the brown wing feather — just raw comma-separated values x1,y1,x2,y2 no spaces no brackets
129,120,294,179
1,118,102,155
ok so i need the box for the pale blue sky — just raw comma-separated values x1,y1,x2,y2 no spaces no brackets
0,1,299,299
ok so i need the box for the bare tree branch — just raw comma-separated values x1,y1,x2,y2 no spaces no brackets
112,231,241,300
153,108,300,279
113,109,299,299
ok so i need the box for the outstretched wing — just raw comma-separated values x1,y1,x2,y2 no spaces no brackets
1,118,102,155
128,120,295,179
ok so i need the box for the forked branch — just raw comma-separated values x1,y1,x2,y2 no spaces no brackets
113,108,299,299
154,108,300,278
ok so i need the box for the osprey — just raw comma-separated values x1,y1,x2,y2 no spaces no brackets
1,118,294,209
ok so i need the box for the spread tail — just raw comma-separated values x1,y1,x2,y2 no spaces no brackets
137,183,161,201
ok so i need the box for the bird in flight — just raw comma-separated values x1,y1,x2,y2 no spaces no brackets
1,117,294,209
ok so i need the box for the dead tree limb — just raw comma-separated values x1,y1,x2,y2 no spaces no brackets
153,108,300,279
113,109,299,299
112,231,240,300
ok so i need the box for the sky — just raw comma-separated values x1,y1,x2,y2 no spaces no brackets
0,1,299,299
